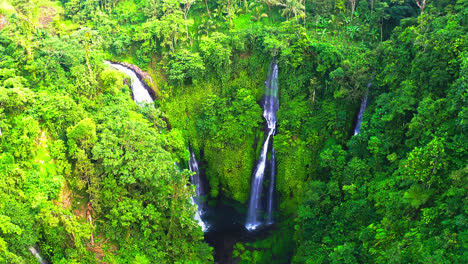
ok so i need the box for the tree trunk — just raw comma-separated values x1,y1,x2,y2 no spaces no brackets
268,3,271,19
228,0,233,26
415,0,426,13
303,0,307,28
85,50,93,78
184,7,192,47
380,17,383,42
185,21,191,46
350,0,356,19
204,0,212,18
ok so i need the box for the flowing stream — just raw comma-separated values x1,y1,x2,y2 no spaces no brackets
188,151,209,232
104,61,153,104
245,62,279,231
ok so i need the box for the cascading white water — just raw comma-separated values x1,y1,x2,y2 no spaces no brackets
29,246,47,264
245,132,272,230
353,83,371,135
245,62,279,231
189,152,204,197
104,61,153,104
106,61,208,231
266,149,276,225
191,197,207,232
189,151,209,232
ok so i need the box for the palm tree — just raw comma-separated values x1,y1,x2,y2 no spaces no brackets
181,0,197,46
197,19,216,39
251,6,268,22
277,0,305,21
261,0,279,18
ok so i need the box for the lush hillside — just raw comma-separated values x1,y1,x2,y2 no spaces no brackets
0,0,466,263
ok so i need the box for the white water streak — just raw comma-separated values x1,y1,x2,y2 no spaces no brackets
104,61,153,104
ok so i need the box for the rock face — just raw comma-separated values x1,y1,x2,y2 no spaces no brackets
109,61,158,100
39,6,56,28
0,15,8,30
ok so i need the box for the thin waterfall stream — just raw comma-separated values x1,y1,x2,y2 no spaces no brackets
246,62,279,231
29,246,47,264
188,151,209,232
353,82,372,135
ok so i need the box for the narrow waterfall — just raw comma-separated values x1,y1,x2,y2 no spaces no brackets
245,62,279,231
29,246,47,264
266,149,276,225
104,61,153,104
353,83,371,135
106,61,208,231
189,151,209,232
245,132,272,230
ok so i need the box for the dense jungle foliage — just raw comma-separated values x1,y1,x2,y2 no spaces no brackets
0,0,467,263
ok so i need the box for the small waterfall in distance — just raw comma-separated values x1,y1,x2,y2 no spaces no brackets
245,61,279,231
29,246,47,264
354,82,371,135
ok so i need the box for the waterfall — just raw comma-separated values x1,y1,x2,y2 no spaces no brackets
353,83,371,135
245,132,272,230
189,151,204,198
245,62,279,231
106,60,208,231
29,246,47,264
266,149,276,225
189,151,209,232
104,61,153,104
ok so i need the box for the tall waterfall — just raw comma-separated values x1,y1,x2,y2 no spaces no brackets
189,151,209,232
104,61,153,104
354,83,371,135
246,62,279,231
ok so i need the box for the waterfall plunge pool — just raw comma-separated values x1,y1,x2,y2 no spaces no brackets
203,197,276,263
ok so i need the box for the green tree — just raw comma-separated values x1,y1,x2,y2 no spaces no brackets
73,27,101,78
199,32,232,81
277,0,305,21
403,137,446,187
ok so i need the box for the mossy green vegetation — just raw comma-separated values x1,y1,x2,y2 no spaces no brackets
1,0,467,263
